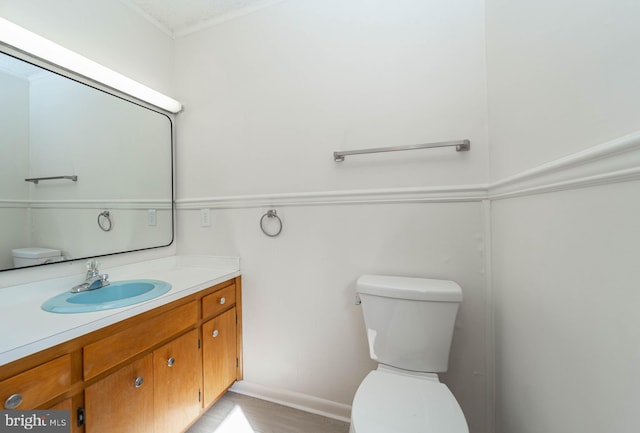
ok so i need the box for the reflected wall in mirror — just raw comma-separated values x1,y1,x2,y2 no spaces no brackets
0,51,173,271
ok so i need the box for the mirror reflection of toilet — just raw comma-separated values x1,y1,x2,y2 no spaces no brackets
351,275,468,433
12,248,62,268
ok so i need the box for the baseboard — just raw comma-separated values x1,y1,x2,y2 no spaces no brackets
230,380,352,423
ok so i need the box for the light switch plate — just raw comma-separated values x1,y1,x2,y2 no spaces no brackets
148,209,157,226
201,208,211,227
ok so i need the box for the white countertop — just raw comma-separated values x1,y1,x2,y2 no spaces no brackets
0,255,240,367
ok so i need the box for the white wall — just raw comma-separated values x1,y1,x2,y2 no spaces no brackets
486,0,640,180
174,0,490,430
0,72,29,268
487,0,640,432
178,202,489,428
0,0,176,287
174,0,488,197
492,183,640,433
0,72,29,200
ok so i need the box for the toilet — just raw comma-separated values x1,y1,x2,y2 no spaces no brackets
350,275,468,433
12,247,62,268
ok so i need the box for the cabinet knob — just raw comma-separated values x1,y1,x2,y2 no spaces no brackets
167,357,175,367
134,377,144,388
218,297,226,305
212,329,219,338
4,393,23,410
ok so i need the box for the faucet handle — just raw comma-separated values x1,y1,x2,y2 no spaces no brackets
86,259,100,276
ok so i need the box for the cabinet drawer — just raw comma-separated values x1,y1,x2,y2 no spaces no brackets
84,301,197,380
0,355,71,410
202,284,235,319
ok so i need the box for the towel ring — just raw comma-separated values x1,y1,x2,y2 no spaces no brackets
260,209,282,237
98,210,112,232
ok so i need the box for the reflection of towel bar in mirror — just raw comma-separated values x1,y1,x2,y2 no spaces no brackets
333,139,470,162
25,175,78,184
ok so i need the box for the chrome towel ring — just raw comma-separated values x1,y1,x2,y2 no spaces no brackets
260,209,282,237
98,210,112,232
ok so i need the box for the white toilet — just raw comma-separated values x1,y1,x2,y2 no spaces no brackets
12,247,62,268
350,275,468,433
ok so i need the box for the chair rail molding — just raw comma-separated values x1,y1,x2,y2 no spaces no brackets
489,131,640,200
0,199,171,210
175,185,489,209
175,130,640,209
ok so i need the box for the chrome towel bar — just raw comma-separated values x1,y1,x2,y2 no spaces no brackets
25,175,78,184
333,139,470,162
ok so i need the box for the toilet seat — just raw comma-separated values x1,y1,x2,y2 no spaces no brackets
350,367,468,433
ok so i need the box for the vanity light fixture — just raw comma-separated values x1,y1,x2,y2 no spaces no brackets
0,17,182,113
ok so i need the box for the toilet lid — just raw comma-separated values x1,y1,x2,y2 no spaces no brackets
351,370,468,433
12,248,61,259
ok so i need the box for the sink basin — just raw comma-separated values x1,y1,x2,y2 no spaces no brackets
42,279,171,313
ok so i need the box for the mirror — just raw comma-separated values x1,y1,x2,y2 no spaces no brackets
0,51,173,271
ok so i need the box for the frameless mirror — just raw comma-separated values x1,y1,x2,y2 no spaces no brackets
0,51,173,271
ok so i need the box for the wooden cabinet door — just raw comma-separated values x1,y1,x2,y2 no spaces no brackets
202,307,237,407
85,354,154,433
153,329,202,433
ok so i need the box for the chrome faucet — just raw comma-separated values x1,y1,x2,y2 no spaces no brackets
71,259,110,293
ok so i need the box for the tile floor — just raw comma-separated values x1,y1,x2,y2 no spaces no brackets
187,391,350,433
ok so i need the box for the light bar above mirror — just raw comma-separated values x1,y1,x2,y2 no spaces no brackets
0,17,182,113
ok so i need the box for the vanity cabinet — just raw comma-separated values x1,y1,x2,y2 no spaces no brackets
0,276,242,433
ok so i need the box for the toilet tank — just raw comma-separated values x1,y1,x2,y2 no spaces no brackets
12,248,61,268
356,275,462,373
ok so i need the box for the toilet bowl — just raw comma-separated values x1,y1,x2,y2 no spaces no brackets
350,275,468,433
350,366,467,433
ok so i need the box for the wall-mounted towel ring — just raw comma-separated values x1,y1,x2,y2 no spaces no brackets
260,209,282,237
98,210,112,232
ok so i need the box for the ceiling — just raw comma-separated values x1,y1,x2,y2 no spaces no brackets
120,0,285,38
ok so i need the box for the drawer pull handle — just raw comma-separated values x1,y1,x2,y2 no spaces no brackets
4,393,23,410
167,357,175,367
212,329,219,338
134,377,144,388
219,297,226,305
